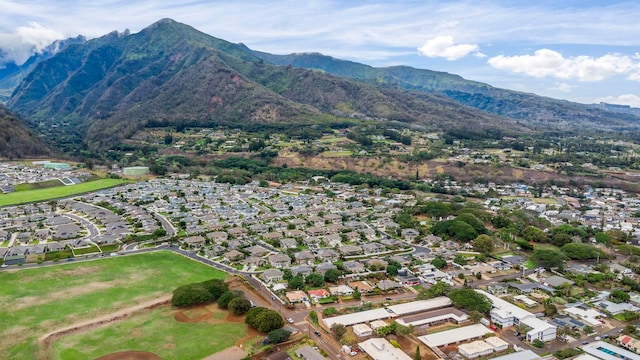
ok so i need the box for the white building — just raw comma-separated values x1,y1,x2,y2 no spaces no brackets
458,341,494,359
418,324,494,348
353,323,373,337
358,338,412,360
484,336,509,352
477,290,556,342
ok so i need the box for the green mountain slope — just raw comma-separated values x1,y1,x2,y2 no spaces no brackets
0,103,51,159
8,19,522,151
251,51,640,130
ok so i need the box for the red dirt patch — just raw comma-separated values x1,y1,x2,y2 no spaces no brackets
95,350,162,360
174,307,213,323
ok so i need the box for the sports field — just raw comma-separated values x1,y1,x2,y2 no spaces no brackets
0,178,130,207
52,305,247,360
0,251,227,359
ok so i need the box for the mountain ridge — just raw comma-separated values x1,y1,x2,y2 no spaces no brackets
7,18,525,152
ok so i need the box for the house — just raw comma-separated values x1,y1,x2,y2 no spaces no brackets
280,238,298,249
244,256,265,268
286,290,308,303
268,253,291,268
377,279,401,291
224,250,245,262
294,250,315,265
207,231,228,243
329,284,354,296
182,235,206,249
487,283,508,296
308,289,330,301
343,260,366,273
365,258,388,270
362,242,383,254
317,249,339,262
353,323,373,337
338,245,362,256
593,300,640,315
617,334,640,354
315,262,338,275
348,281,373,293
291,265,314,277
246,245,270,257
46,242,67,252
401,228,420,242
262,268,284,283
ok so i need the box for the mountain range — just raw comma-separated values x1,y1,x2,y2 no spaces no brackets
3,18,640,154
0,103,51,158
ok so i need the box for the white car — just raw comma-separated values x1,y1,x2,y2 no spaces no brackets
287,318,294,324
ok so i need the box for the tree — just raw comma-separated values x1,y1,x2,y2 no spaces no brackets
245,307,269,328
521,225,548,243
583,325,594,335
324,268,341,283
288,275,305,290
473,234,494,254
150,163,167,176
218,290,243,309
417,281,451,300
268,329,291,344
544,302,558,316
386,264,399,276
610,289,631,303
414,346,421,360
448,289,491,314
623,324,636,335
305,273,325,287
430,256,447,269
561,243,604,260
532,249,566,269
353,288,361,300
229,297,252,315
468,310,484,324
331,323,347,340
254,310,284,333
171,283,214,307
532,339,545,348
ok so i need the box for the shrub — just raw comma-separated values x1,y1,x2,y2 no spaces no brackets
171,283,214,307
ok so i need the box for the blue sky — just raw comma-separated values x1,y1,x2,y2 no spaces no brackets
1,0,639,107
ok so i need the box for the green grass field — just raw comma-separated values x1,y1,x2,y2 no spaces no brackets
53,307,246,360
0,251,227,359
0,178,130,207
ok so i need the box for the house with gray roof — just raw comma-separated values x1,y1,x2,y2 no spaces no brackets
315,262,338,275
294,250,315,265
338,245,362,256
291,265,314,277
343,260,366,273
268,253,291,268
262,268,284,283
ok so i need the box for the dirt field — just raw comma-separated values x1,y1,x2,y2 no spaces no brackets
95,351,162,360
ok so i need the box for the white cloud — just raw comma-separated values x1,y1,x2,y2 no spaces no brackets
549,82,573,93
0,22,63,65
488,49,638,82
595,94,640,108
417,36,479,60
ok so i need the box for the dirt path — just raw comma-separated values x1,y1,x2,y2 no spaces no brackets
37,295,172,360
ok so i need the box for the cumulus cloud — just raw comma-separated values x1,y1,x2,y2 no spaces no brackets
488,49,639,82
0,22,63,65
595,94,640,108
549,82,573,93
417,36,479,60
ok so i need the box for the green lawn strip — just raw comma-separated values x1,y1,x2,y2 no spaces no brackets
71,246,100,255
0,251,226,359
0,179,131,207
52,307,247,360
15,179,64,191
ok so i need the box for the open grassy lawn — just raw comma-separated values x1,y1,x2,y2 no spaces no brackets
0,178,131,207
52,307,246,360
0,251,226,359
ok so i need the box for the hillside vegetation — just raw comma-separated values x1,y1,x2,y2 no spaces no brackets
0,103,51,159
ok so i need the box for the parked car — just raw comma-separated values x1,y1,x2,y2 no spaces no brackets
287,317,294,323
